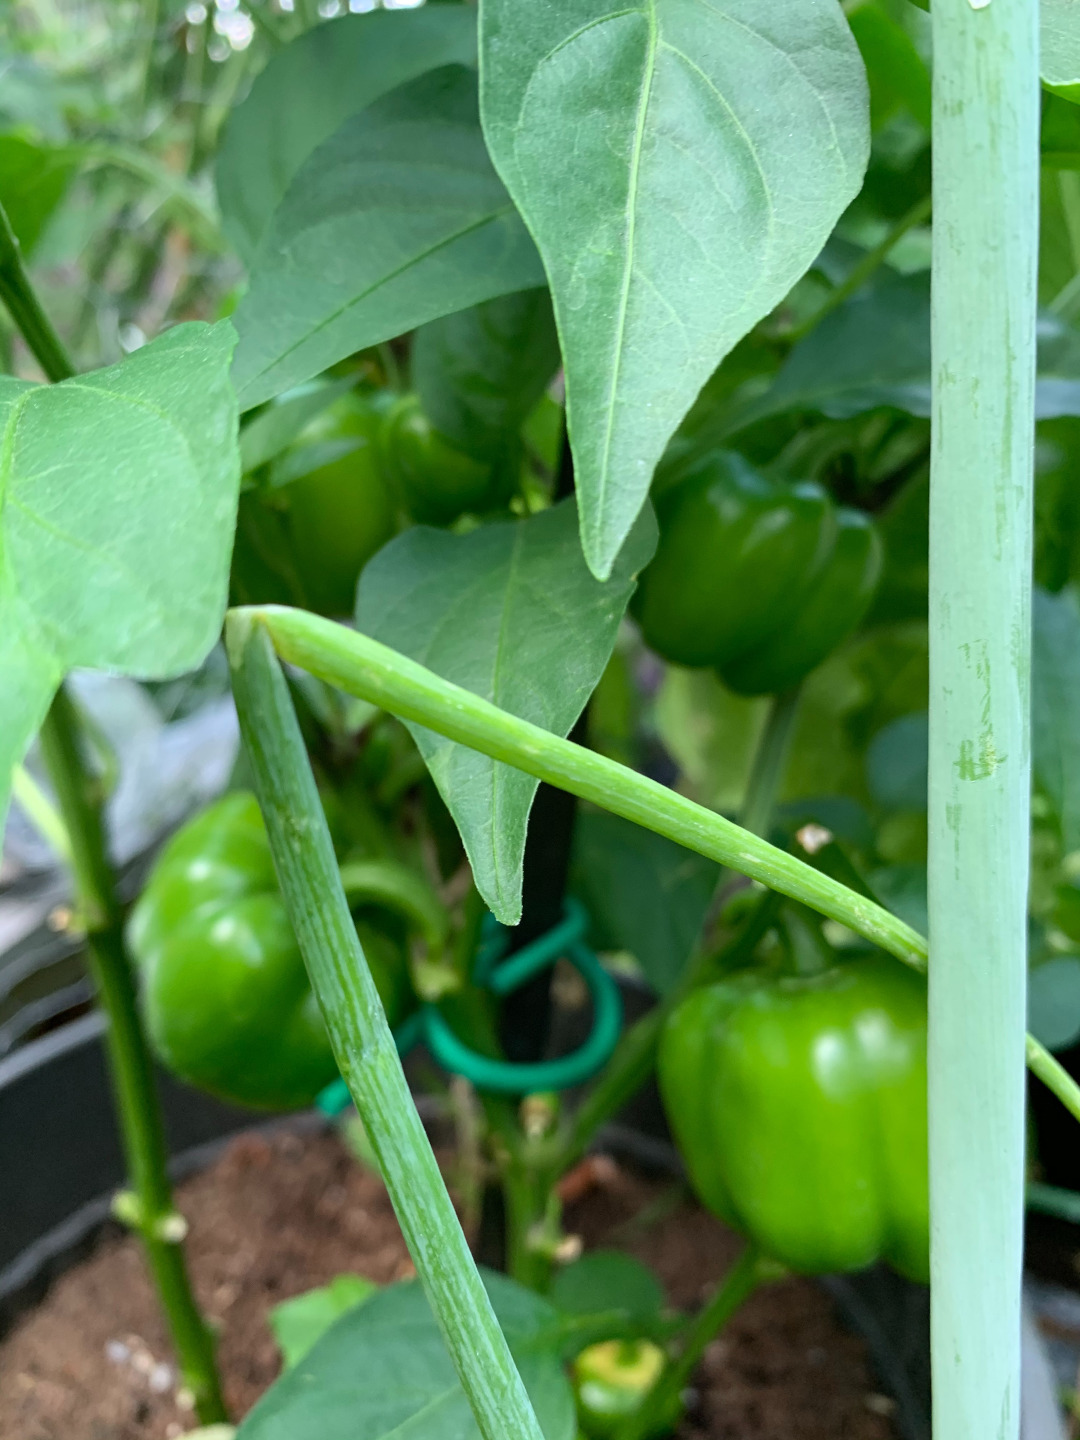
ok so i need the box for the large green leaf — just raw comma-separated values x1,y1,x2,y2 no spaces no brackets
1033,585,1080,852
236,1270,574,1440
231,66,545,413
412,289,561,459
480,0,870,579
725,272,1080,432
355,499,655,922
570,809,718,996
215,9,477,263
0,323,239,837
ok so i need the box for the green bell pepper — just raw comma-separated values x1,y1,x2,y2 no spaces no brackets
127,792,414,1111
282,392,396,616
633,451,882,695
231,392,396,618
380,394,514,526
658,955,929,1282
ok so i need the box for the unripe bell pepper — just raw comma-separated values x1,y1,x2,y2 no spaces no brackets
633,452,882,695
380,394,513,525
231,391,396,618
127,793,413,1111
571,1339,678,1439
283,392,396,616
658,956,929,1282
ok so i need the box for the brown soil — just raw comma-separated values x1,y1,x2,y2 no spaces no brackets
0,1127,899,1440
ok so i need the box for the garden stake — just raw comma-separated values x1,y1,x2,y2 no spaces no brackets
929,0,1039,1435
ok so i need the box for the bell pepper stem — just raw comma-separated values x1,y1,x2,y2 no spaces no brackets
0,214,227,1426
225,611,545,1440
37,690,227,1424
619,1245,767,1440
248,603,1080,1133
739,686,801,839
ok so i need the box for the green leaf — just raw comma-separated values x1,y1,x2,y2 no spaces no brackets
1043,0,1080,101
355,499,655,922
846,0,931,132
0,133,75,254
231,66,545,413
0,322,239,837
270,1275,378,1370
215,8,477,263
869,863,928,936
865,712,928,812
237,1270,574,1440
412,289,561,459
730,272,1080,429
549,1251,665,1329
239,377,355,475
1033,585,1080,851
1029,955,1080,1052
570,810,718,996
480,0,870,578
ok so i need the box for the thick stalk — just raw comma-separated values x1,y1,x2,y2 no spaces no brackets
0,199,225,1422
251,603,1080,1128
928,4,1038,1438
226,614,544,1440
37,692,226,1422
620,1246,765,1440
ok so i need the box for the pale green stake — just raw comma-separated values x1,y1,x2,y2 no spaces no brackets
929,2,1038,1438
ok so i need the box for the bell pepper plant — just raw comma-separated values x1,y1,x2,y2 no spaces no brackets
0,3,1074,1440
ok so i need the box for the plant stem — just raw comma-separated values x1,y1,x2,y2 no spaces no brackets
928,0,1038,1435
1027,1034,1080,1126
620,1246,765,1440
226,613,545,1440
0,199,225,1424
251,602,1080,1129
0,204,74,382
786,193,933,344
37,691,226,1422
739,687,801,839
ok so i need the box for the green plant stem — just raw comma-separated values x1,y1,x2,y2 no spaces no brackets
1027,1035,1080,1124
249,602,1080,1130
739,687,801,839
226,613,545,1440
37,691,226,1423
0,203,74,382
787,192,933,344
928,1,1039,1435
0,199,225,1424
620,1246,765,1440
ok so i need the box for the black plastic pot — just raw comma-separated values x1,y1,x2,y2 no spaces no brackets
0,1010,264,1332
